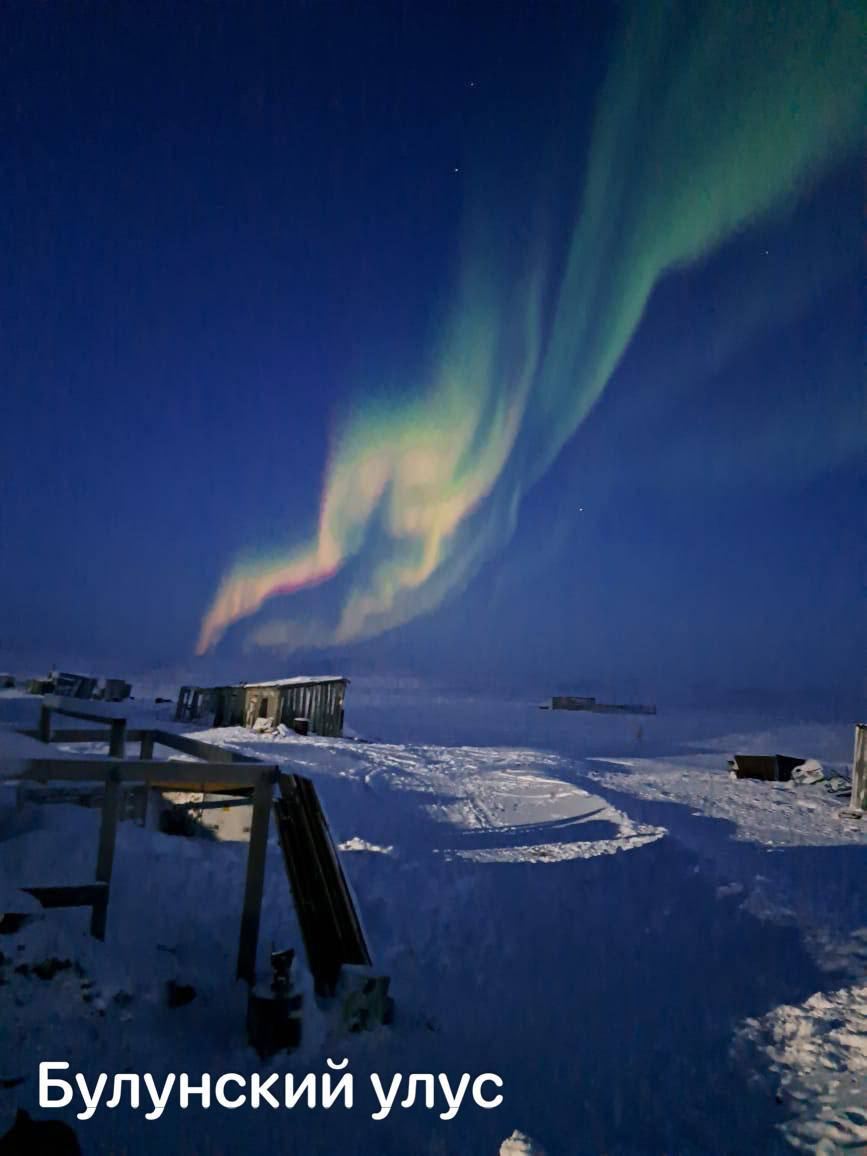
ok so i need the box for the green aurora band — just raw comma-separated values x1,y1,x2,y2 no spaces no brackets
198,0,864,655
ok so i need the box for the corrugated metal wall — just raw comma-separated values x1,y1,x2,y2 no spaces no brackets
278,681,346,737
210,680,346,736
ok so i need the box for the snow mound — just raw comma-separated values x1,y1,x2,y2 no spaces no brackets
737,982,867,1153
499,1130,547,1155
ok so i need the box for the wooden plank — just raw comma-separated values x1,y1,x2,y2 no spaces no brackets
23,727,107,744
109,719,125,759
19,758,266,787
91,767,122,939
296,776,370,967
236,769,276,984
150,780,255,795
852,724,867,811
274,772,371,996
175,688,189,722
151,729,262,764
24,883,107,909
330,682,339,735
39,704,51,743
327,682,338,736
42,698,128,725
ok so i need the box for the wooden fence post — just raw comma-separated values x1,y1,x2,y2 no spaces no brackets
237,769,274,984
109,719,126,759
852,723,867,812
39,704,51,743
140,731,155,759
91,766,122,939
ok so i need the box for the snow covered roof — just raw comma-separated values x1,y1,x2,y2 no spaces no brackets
240,675,348,688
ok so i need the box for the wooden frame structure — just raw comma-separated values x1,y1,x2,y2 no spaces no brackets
10,701,375,996
12,702,277,983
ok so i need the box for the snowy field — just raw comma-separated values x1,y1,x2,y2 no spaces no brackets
0,683,865,1154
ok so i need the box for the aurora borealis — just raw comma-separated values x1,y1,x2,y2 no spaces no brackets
196,0,863,656
2,0,863,693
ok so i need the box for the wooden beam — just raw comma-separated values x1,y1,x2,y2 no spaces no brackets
91,767,122,939
150,729,262,764
273,772,371,997
42,701,128,726
20,727,132,745
38,704,51,743
19,758,268,787
237,769,276,984
109,719,125,759
852,723,867,811
149,780,255,795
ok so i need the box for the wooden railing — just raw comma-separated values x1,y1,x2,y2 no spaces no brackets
7,709,383,1023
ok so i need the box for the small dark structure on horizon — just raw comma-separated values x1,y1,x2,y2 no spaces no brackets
23,673,132,701
176,676,348,737
54,672,98,700
102,678,132,702
546,695,656,716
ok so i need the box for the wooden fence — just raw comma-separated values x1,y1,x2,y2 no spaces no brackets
9,699,375,998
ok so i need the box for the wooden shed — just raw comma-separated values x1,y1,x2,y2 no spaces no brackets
223,677,348,737
177,677,349,737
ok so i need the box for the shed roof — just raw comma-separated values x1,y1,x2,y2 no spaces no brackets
241,675,348,689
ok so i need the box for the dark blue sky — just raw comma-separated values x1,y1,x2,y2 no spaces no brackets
1,1,863,706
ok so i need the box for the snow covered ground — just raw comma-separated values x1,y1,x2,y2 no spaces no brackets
0,684,864,1154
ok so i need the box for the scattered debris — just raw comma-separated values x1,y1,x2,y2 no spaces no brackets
0,915,34,936
9,958,73,982
166,980,196,1009
790,759,825,786
159,804,207,838
730,753,857,800
336,966,394,1033
31,958,72,981
824,776,851,796
246,948,302,1058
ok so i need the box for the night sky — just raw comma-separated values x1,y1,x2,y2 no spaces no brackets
1,1,863,706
